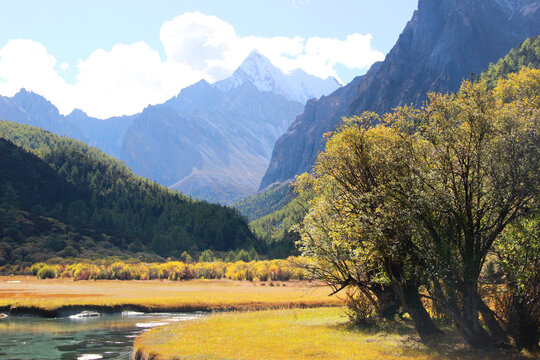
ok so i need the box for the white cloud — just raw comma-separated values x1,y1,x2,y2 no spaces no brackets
159,11,383,81
0,39,75,113
160,12,237,75
294,34,384,79
73,42,204,117
0,12,384,118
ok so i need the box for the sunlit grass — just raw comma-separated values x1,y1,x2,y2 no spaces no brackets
134,307,538,360
134,307,440,360
0,276,340,312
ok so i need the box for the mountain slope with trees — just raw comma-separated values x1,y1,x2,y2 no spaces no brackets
0,121,257,265
234,183,296,222
0,52,339,204
480,34,540,86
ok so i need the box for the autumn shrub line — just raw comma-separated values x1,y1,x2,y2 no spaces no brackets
26,257,309,282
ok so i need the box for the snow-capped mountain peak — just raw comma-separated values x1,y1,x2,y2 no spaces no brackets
214,51,340,103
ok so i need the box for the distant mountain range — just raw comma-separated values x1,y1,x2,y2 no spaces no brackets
0,90,134,159
259,0,540,190
0,51,340,204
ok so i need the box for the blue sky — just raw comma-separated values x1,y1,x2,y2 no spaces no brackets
0,0,418,118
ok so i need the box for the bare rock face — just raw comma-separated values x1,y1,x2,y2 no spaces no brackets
121,80,305,204
259,0,540,190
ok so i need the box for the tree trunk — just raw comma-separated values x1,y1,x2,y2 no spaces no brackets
399,280,443,340
370,283,401,319
459,280,498,348
386,261,442,341
474,292,508,344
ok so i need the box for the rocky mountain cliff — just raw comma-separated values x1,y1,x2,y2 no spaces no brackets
120,52,340,203
259,0,540,190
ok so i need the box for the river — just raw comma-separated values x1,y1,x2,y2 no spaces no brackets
0,311,203,359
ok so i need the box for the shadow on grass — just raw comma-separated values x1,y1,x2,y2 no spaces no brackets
338,314,417,335
331,317,538,360
420,329,538,360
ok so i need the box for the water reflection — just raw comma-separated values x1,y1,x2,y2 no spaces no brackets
0,311,202,359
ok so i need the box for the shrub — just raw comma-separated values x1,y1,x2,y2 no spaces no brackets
37,265,56,279
31,262,47,276
234,250,251,262
199,249,216,263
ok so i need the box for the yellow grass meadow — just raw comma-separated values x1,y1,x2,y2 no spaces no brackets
134,307,537,360
0,276,341,312
134,307,438,360
1,277,535,360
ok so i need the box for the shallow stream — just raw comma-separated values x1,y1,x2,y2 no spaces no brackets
0,311,202,359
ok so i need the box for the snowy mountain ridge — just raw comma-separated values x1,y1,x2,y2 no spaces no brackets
215,51,340,103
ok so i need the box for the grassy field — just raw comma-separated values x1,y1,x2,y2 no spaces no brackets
134,307,534,360
0,276,340,313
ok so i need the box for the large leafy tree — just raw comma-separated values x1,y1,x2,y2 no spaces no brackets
296,68,540,348
296,112,442,339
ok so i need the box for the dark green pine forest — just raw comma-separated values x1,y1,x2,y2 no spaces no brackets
0,121,257,266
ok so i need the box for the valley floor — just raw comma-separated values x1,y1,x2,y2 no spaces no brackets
0,276,340,315
1,277,535,360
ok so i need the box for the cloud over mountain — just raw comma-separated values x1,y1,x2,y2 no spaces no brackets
0,12,383,118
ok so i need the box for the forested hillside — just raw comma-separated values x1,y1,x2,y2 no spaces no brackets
480,35,540,87
234,183,295,222
248,187,312,259
0,121,257,265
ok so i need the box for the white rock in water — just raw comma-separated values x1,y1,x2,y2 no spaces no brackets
136,321,169,328
69,311,101,319
121,311,144,317
77,355,103,360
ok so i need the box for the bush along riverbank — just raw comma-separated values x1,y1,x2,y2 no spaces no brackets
23,257,308,281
